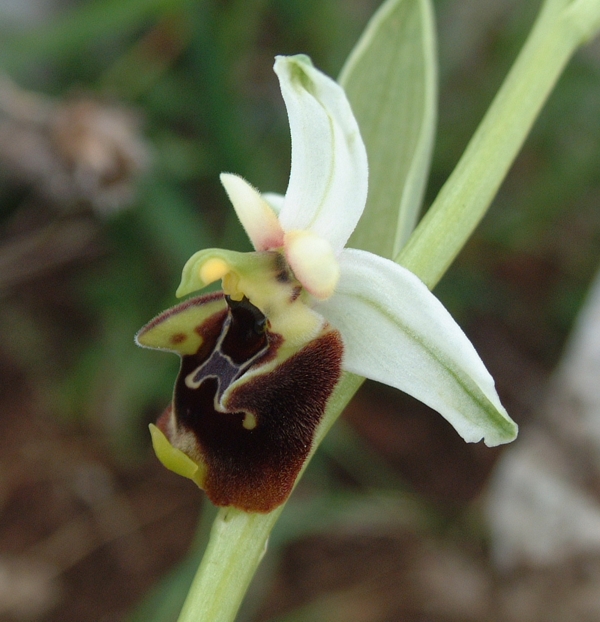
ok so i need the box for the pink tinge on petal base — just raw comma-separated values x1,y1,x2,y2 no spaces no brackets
284,230,340,300
220,173,284,251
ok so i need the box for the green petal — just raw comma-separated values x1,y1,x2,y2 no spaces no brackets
341,0,437,258
176,248,276,298
317,249,518,446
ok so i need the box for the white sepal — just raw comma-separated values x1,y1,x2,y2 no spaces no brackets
316,248,518,446
274,55,368,253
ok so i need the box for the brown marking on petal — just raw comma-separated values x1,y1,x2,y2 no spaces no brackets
170,333,187,344
290,285,302,303
274,252,293,283
173,328,343,513
273,252,287,272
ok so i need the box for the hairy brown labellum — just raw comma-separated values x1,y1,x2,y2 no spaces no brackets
138,292,343,513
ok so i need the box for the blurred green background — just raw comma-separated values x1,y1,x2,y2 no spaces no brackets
1,0,600,620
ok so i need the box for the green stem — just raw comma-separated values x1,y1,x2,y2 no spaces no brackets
397,0,593,288
177,506,282,622
177,1,600,620
176,373,363,622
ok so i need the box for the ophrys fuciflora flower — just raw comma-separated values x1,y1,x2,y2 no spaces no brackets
136,55,517,513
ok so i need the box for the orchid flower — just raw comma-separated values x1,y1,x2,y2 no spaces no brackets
136,54,517,514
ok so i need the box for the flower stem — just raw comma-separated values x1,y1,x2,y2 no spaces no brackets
177,506,282,622
176,1,600,620
397,0,599,289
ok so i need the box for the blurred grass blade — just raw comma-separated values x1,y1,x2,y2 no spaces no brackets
340,0,437,259
138,179,215,271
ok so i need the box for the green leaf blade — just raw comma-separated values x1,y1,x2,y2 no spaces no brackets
340,0,437,259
